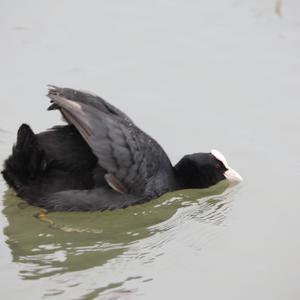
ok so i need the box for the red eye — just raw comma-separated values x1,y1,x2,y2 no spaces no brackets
216,164,221,169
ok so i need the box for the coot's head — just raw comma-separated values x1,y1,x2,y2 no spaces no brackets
175,149,243,189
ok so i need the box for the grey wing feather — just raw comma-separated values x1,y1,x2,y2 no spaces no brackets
47,86,152,195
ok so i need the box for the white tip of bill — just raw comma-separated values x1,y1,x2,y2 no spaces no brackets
224,167,243,184
211,149,243,184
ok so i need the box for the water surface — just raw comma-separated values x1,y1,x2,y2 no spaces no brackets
0,0,300,299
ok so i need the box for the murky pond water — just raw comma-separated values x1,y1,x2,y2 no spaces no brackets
1,0,300,299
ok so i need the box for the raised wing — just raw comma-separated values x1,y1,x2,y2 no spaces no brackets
47,86,171,196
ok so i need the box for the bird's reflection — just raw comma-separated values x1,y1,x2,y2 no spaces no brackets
2,181,231,280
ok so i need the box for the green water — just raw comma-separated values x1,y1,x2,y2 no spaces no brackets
1,0,300,299
2,183,229,280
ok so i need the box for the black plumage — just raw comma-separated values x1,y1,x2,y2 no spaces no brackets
1,86,242,211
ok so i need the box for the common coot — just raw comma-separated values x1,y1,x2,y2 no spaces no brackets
1,86,242,211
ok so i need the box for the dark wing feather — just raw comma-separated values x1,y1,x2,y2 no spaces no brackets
47,86,168,196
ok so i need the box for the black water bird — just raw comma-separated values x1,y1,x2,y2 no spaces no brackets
2,86,242,211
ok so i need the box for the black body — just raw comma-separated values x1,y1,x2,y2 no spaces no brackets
2,86,228,211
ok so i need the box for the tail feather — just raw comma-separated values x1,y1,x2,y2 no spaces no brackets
2,124,46,192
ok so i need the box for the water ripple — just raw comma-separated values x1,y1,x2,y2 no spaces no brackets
1,180,236,297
